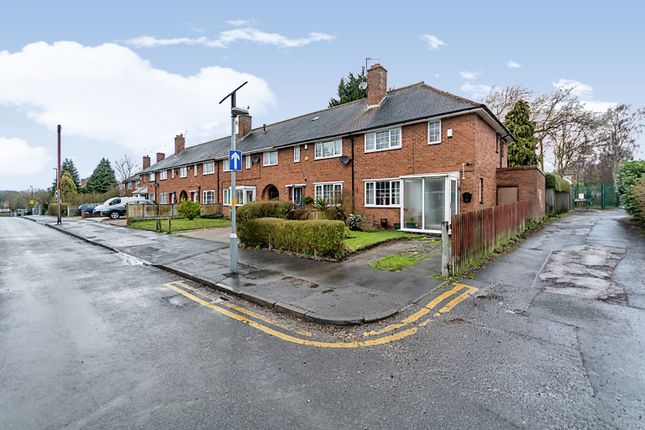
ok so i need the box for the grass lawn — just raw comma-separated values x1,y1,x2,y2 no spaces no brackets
129,217,230,233
343,230,422,252
369,252,430,272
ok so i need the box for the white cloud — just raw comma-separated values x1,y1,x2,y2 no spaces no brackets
129,27,335,49
421,34,446,50
460,83,493,99
226,19,252,27
506,61,521,69
0,41,275,155
552,78,617,112
459,70,480,80
0,138,49,176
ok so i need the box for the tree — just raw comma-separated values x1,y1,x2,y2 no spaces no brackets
504,100,539,166
86,158,118,193
596,104,645,181
52,158,81,193
60,171,77,198
548,107,600,176
484,85,533,118
329,68,367,107
114,154,139,182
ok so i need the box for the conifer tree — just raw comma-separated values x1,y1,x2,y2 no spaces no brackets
504,100,539,166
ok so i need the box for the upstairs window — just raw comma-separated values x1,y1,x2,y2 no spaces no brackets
159,170,168,180
365,128,401,152
203,161,214,175
246,155,251,169
293,146,300,163
180,166,187,178
193,164,197,176
149,172,155,181
263,151,278,166
315,139,342,159
222,160,230,172
428,120,441,144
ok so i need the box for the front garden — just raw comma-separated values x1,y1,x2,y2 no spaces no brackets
129,217,230,233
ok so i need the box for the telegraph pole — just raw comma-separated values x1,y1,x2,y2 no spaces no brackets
219,81,248,274
57,124,62,225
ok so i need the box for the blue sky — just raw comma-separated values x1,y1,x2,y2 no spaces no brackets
1,0,643,190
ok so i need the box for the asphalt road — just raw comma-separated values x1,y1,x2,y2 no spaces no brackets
1,211,643,429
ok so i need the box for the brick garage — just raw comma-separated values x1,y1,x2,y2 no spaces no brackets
496,166,546,216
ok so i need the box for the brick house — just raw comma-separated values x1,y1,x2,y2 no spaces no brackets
138,64,514,233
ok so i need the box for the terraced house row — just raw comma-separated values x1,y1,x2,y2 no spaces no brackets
131,64,529,234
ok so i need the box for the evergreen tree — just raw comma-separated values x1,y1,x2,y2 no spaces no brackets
504,100,539,166
329,68,367,107
86,158,117,193
60,171,77,198
51,158,81,193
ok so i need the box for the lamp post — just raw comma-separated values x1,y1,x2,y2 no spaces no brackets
219,81,248,274
56,125,62,225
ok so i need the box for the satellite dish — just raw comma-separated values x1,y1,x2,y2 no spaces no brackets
339,156,351,165
359,81,368,90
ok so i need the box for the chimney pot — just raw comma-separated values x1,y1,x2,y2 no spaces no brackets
142,155,151,169
367,63,388,106
238,114,252,140
174,133,185,155
156,152,165,163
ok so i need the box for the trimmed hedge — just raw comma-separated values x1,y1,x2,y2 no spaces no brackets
629,176,645,223
237,201,292,224
545,173,571,193
617,160,645,217
239,217,346,258
47,202,69,216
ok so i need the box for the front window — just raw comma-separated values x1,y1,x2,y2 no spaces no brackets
314,182,343,204
246,155,251,169
159,170,168,180
223,186,256,206
365,128,401,152
315,139,342,159
263,151,278,166
149,172,155,181
293,146,300,162
203,161,214,175
428,120,441,144
180,166,187,177
203,190,215,204
193,164,197,176
223,160,230,172
365,180,401,206
159,192,168,204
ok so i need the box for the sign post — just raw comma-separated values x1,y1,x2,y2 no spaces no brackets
219,82,248,275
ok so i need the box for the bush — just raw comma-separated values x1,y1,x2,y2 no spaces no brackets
178,200,201,220
545,173,571,193
630,176,645,224
237,201,293,224
347,213,362,230
358,215,379,232
313,197,329,211
286,208,311,220
303,196,314,206
617,160,645,217
238,218,346,258
47,202,69,216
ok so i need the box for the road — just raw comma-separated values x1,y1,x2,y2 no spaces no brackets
1,211,643,429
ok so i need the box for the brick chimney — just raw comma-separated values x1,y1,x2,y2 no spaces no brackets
156,152,165,163
174,134,185,155
238,114,252,140
367,63,388,106
142,155,150,169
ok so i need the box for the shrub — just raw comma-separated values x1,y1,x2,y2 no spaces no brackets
238,218,346,258
545,173,571,193
313,197,329,211
617,160,645,217
286,208,311,220
347,213,362,230
630,176,645,224
303,196,314,206
237,201,293,224
47,202,69,216
178,200,201,220
358,215,379,232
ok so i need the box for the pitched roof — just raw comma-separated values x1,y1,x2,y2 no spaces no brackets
141,83,492,173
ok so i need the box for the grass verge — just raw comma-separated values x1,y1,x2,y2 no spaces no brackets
369,250,432,272
129,217,230,233
343,230,423,252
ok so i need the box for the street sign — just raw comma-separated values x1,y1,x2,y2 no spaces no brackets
228,149,242,171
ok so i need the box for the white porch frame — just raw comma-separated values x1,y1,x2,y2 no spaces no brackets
399,172,460,234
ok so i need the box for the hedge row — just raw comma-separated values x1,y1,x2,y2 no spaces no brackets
237,201,292,223
47,202,69,216
631,177,645,223
238,217,346,258
545,173,571,193
617,160,645,218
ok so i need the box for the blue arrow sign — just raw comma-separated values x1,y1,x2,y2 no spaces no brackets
228,149,242,171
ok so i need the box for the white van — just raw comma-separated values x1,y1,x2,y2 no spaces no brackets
93,197,139,214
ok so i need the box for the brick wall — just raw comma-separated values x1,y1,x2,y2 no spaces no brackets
496,166,546,215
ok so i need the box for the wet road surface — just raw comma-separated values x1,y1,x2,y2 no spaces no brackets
1,211,643,429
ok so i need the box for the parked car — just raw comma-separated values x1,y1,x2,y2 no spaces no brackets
78,203,98,214
101,198,155,219
93,197,140,215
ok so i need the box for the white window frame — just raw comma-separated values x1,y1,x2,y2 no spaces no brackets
263,151,278,166
149,172,155,181
428,119,442,145
364,179,401,207
223,186,256,206
202,190,215,204
179,166,188,178
171,169,175,179
364,127,402,153
159,170,168,181
314,139,342,160
245,155,251,169
293,146,300,163
222,160,230,172
159,192,168,204
314,182,343,204
193,164,197,176
203,161,215,175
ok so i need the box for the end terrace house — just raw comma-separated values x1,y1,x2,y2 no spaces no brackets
137,63,512,233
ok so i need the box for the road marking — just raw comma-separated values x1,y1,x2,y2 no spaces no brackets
163,281,478,349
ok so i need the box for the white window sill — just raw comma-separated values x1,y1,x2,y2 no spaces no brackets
263,164,278,167
202,172,214,176
364,204,401,208
428,140,441,145
364,145,402,154
314,155,342,160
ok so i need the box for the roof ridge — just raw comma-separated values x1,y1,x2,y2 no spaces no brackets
419,82,481,107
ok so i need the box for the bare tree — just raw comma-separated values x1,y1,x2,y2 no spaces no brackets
483,85,533,118
113,154,139,182
548,107,600,176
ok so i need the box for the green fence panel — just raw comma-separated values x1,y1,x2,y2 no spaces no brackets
573,183,619,209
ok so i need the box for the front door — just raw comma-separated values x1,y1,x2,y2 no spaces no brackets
293,187,303,208
401,174,458,232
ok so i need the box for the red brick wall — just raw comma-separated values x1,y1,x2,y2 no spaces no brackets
496,166,546,215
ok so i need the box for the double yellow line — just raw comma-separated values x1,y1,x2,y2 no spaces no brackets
164,280,478,349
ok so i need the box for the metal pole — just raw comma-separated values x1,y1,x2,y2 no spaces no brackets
57,125,62,225
229,93,238,274
441,221,449,278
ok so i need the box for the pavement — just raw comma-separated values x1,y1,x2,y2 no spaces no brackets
24,215,444,325
3,209,644,429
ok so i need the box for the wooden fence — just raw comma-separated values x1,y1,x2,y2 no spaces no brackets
451,199,543,274
126,203,221,223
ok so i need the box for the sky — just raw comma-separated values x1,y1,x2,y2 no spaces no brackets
1,0,644,191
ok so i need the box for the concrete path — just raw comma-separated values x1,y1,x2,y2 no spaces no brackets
25,216,444,324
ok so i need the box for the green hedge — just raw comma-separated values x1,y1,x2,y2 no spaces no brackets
238,217,346,258
617,160,645,217
631,176,645,223
545,173,571,193
237,201,292,224
47,202,69,216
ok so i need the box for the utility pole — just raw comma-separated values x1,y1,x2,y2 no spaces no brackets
219,81,248,275
57,125,62,225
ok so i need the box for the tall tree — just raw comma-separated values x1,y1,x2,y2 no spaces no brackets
329,68,367,107
60,171,77,198
114,154,139,182
548,107,600,176
504,100,539,167
52,158,81,192
596,104,645,181
86,158,118,193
